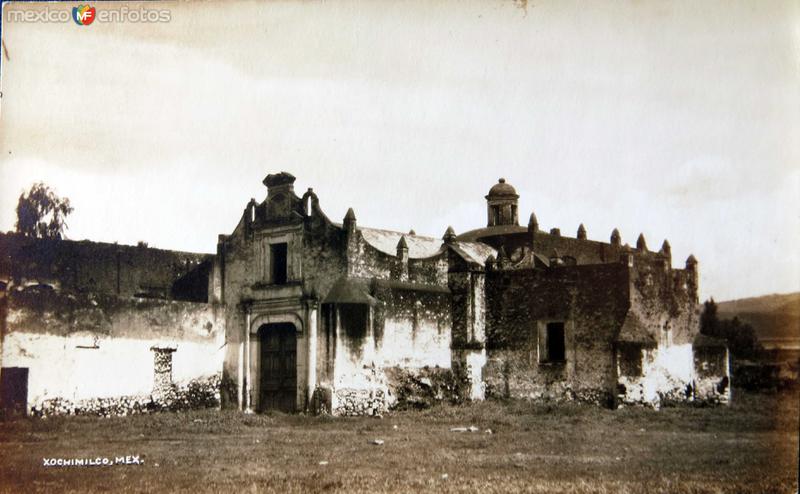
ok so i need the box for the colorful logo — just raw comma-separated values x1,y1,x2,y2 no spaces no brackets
72,5,96,25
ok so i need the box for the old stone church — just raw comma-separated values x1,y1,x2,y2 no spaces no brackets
0,173,730,416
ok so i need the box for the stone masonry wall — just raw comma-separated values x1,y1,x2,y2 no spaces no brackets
484,263,629,405
0,232,213,302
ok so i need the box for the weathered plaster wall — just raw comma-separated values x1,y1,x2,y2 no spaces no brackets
616,344,695,406
326,288,454,416
302,213,348,299
297,212,458,415
373,288,451,368
2,291,224,413
615,256,723,406
693,342,731,404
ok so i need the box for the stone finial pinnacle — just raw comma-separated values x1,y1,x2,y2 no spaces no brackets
528,212,538,232
397,236,409,250
408,229,416,235
344,207,356,223
577,223,587,240
636,233,647,251
660,239,671,255
686,254,698,267
610,228,621,246
443,226,456,242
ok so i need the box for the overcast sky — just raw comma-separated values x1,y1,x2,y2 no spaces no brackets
0,0,798,302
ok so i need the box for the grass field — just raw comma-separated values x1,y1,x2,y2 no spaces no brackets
0,390,797,493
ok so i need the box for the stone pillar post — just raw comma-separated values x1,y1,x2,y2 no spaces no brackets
306,302,318,408
331,305,342,413
244,307,253,413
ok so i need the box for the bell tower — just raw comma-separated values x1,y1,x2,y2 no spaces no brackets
485,178,519,227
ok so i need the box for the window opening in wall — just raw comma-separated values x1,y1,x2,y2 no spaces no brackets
545,322,566,362
492,205,500,225
271,243,288,284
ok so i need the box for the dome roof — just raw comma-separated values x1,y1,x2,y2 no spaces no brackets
487,178,518,198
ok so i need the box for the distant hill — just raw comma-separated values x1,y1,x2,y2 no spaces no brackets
717,293,800,348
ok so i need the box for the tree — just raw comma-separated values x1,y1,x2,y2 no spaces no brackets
700,298,763,360
719,317,762,360
15,182,74,239
700,298,719,335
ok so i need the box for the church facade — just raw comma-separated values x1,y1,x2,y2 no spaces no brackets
219,172,729,414
0,172,730,417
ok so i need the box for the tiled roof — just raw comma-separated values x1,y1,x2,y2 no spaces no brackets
360,228,443,259
322,278,378,305
451,242,497,267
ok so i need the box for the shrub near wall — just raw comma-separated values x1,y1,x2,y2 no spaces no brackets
384,366,465,410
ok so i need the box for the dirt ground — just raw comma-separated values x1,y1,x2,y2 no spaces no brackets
0,390,797,494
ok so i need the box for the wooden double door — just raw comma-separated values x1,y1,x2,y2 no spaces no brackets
258,323,297,412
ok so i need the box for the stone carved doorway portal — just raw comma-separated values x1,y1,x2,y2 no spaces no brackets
257,323,297,412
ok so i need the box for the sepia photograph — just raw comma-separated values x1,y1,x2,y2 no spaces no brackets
0,1,798,492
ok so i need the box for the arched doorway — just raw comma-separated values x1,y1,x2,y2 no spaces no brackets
257,323,297,412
